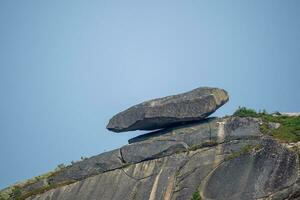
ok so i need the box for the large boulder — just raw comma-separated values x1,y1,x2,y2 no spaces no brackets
106,87,229,132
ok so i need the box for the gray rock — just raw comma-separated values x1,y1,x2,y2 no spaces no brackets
129,117,262,147
201,139,299,200
48,149,124,185
121,140,188,164
26,138,299,200
268,122,281,129
4,116,299,200
106,87,229,132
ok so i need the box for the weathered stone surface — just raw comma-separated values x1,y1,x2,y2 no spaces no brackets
48,149,124,185
201,139,299,200
268,122,281,129
19,117,299,200
129,116,262,146
27,154,187,200
121,140,188,164
26,138,299,200
2,116,298,200
47,117,263,186
106,87,229,132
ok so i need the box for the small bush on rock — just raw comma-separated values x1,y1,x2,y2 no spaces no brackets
234,107,258,117
191,190,201,200
10,187,22,199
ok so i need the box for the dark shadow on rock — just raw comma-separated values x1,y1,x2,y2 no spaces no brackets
128,117,217,144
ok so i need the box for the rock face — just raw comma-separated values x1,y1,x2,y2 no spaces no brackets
3,87,300,200
106,87,229,132
20,117,299,200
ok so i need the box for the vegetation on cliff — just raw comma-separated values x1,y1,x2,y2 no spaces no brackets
191,190,201,200
233,107,300,142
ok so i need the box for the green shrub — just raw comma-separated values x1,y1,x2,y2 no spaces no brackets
9,187,22,199
191,190,201,200
233,107,258,118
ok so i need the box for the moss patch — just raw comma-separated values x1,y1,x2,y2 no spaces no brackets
188,141,218,151
225,144,262,161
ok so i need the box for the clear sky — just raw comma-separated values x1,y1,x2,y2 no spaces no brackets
0,0,300,189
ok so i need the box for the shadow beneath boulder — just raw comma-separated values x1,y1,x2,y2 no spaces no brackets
128,117,217,144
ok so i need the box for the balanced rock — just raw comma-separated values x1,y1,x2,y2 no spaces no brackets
106,87,229,132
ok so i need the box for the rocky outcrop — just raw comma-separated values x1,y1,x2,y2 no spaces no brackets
20,117,299,200
2,87,299,200
106,87,229,132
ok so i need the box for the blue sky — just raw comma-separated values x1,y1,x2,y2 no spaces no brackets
0,1,299,188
